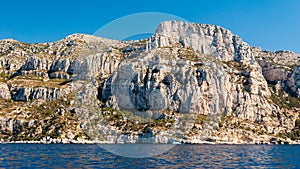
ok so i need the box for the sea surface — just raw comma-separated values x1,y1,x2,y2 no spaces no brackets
0,144,299,168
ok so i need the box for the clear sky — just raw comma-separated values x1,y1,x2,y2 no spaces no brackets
0,0,299,53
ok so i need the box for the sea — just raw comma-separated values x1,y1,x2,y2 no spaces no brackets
0,144,299,168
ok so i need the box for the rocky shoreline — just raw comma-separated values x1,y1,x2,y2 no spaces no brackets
1,137,300,145
1,141,299,145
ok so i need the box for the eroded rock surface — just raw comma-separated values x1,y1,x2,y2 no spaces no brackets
0,21,299,144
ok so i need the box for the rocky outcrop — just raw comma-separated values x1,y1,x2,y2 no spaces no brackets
287,66,300,97
21,57,52,71
101,47,271,120
150,21,254,63
252,47,300,98
252,47,300,67
0,21,299,144
257,59,288,83
0,82,10,99
10,86,71,101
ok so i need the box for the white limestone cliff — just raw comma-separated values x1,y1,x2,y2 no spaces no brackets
0,21,299,144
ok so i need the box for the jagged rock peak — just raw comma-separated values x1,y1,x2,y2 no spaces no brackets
152,20,254,62
156,20,231,35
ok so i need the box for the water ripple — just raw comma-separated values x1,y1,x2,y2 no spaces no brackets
0,144,299,168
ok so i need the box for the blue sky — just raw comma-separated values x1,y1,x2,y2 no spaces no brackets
0,0,299,53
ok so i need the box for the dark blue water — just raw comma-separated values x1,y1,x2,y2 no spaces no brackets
0,144,299,168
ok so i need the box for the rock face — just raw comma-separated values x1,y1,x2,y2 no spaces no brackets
257,59,288,83
0,82,10,99
102,47,271,122
287,66,300,97
253,47,300,98
150,21,253,63
0,21,299,144
10,86,71,101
